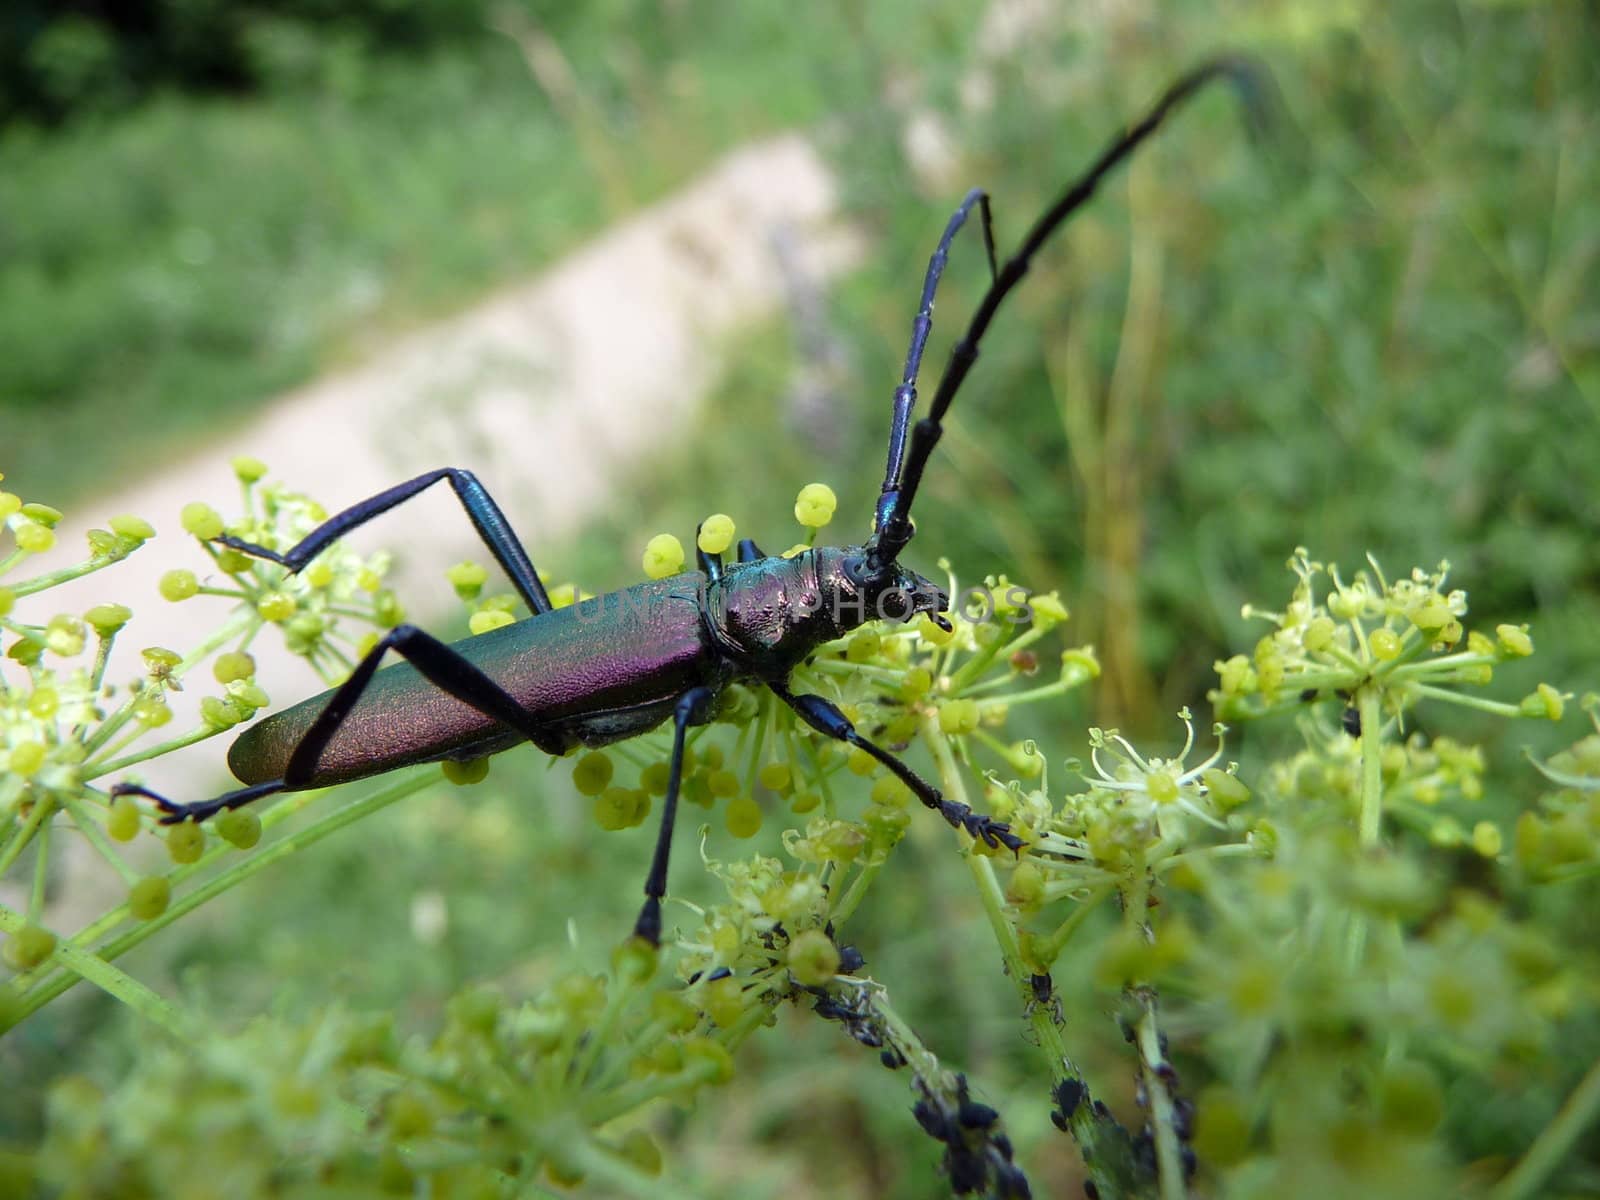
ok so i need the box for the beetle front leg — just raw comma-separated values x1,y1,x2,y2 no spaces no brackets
771,684,1023,852
634,684,719,946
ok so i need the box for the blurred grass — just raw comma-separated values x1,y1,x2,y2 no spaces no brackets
4,0,1599,1194
0,4,896,504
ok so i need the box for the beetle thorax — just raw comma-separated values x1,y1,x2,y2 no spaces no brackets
711,546,945,674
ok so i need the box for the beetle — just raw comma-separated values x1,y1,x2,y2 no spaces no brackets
113,60,1260,946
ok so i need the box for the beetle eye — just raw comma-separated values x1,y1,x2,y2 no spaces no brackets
842,555,866,585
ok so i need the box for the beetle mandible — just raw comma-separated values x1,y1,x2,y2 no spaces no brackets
114,60,1261,945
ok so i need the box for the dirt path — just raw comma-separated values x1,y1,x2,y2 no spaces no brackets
28,132,860,806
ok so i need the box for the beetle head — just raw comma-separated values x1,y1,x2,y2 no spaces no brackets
840,551,951,632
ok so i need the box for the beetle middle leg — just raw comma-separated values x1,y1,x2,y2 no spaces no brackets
634,684,718,946
770,684,1022,852
114,623,568,824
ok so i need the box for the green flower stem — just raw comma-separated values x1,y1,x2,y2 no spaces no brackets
830,859,881,927
0,618,45,648
945,617,1018,693
919,712,1137,1185
922,714,1065,1053
29,821,50,919
1357,686,1384,848
580,1059,723,1126
7,553,133,598
953,620,1056,694
63,796,140,884
179,607,259,674
970,727,1040,775
3,775,432,1030
86,722,229,778
0,901,192,1037
0,794,53,879
86,716,176,774
544,1126,694,1200
1371,634,1430,677
1390,649,1494,676
853,979,948,1082
88,632,116,692
1280,668,1363,692
1408,683,1526,717
1489,1052,1600,1200
1033,884,1114,966
571,970,638,1089
0,773,296,1002
1322,640,1368,674
1541,861,1600,883
1133,992,1187,1200
976,669,1090,713
79,693,142,758
1154,843,1259,874
809,658,906,686
721,989,778,1052
1344,685,1387,969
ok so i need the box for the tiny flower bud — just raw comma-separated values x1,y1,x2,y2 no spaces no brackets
108,514,155,542
216,809,262,849
787,929,841,986
107,796,142,842
468,609,514,635
1496,623,1534,658
642,533,685,580
1369,627,1403,661
180,503,224,539
213,650,256,683
257,592,297,622
1303,616,1336,652
938,698,980,735
794,482,837,528
1520,684,1565,722
166,823,206,864
4,924,57,970
85,604,132,636
697,514,736,555
232,456,268,483
1471,821,1503,858
446,561,488,600
441,758,490,786
572,752,615,797
14,522,55,554
725,795,762,838
129,877,171,920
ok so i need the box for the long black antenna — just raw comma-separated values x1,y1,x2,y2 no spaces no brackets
874,188,997,534
868,56,1268,571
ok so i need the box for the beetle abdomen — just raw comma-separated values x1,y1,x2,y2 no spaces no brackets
228,575,717,788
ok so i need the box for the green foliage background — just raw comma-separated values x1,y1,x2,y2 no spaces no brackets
2,0,1598,1196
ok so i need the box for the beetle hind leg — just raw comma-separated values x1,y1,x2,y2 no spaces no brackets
109,779,285,826
114,623,567,825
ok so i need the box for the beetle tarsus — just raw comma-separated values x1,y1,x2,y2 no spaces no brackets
110,779,283,825
938,797,1024,852
213,533,290,567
